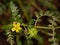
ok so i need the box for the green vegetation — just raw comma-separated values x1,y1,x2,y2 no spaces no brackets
0,0,60,45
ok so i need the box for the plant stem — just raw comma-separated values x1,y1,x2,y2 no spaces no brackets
10,43,13,45
16,34,22,45
56,26,60,29
21,23,60,37
52,26,56,45
29,0,41,11
34,17,39,26
36,26,52,29
16,0,29,21
21,23,60,29
21,23,52,29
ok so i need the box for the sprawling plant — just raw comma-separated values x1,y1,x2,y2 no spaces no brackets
2,1,60,45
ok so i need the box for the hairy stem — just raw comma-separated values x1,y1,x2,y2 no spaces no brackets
52,26,56,45
34,17,39,26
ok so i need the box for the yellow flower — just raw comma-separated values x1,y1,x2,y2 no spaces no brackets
11,22,22,33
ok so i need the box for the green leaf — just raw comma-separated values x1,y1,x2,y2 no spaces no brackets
10,1,19,16
2,25,8,30
28,18,35,25
2,24,12,30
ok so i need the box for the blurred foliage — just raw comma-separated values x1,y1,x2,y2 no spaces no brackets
0,0,60,45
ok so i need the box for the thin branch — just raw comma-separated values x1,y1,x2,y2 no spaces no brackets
31,2,41,11
21,24,53,36
16,0,29,21
39,30,53,36
21,23,60,29
29,0,41,11
34,17,39,26
36,26,52,29
56,26,60,29
21,23,52,29
21,23,60,37
52,26,56,45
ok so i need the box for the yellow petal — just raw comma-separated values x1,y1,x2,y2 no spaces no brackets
18,27,22,30
11,28,16,32
16,29,19,33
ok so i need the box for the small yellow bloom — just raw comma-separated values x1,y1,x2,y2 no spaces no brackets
11,22,22,33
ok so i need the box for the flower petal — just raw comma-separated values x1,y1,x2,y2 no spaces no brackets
11,28,15,32
16,29,19,33
18,27,22,30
